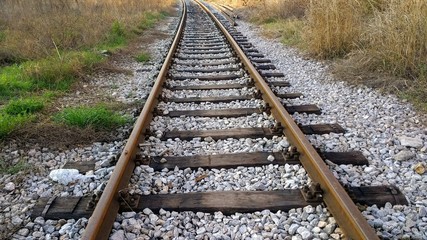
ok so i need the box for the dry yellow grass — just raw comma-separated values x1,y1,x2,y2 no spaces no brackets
303,0,363,58
208,0,427,110
362,0,427,78
0,0,174,61
217,0,308,20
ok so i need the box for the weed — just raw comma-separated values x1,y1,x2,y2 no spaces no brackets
53,105,130,130
4,98,44,115
111,20,126,37
135,52,151,63
0,158,29,174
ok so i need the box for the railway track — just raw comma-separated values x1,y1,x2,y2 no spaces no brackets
31,0,408,239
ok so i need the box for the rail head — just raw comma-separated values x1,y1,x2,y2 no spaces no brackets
193,1,379,239
81,1,187,239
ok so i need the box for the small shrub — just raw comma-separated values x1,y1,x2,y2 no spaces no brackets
53,106,129,130
4,98,44,115
135,52,150,63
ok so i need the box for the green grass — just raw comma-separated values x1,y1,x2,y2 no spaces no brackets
0,113,34,139
53,105,130,130
0,158,29,174
138,11,167,31
0,31,5,42
0,51,103,101
4,98,44,115
261,19,304,46
135,52,150,63
0,10,165,139
0,65,33,99
104,20,127,49
24,51,103,90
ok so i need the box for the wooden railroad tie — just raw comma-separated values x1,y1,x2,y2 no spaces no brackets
160,125,345,141
160,105,320,117
169,83,249,90
174,59,237,66
170,74,241,81
167,95,254,103
173,67,240,73
176,55,232,60
148,151,369,171
63,151,369,174
32,186,407,220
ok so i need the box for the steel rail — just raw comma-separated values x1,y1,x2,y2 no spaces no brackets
194,1,379,239
81,1,187,239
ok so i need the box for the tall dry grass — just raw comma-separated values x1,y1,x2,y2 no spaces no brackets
0,0,174,62
223,0,309,20
362,0,427,79
303,0,364,58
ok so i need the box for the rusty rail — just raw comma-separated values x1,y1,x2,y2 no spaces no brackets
81,1,187,239
194,1,379,239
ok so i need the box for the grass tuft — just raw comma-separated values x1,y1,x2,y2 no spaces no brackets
105,20,127,48
0,65,33,99
4,98,44,115
0,158,29,174
25,51,103,89
0,113,34,139
138,11,167,30
135,52,151,63
0,31,5,42
53,106,130,130
261,19,303,46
